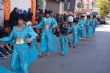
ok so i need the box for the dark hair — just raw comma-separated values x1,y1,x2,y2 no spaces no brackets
50,10,53,14
80,15,85,18
74,18,78,23
16,15,26,25
45,9,51,14
13,7,18,12
17,15,26,21
93,15,96,18
87,15,90,18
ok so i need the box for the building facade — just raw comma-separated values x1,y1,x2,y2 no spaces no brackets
64,0,76,12
74,0,98,15
83,0,98,13
38,0,66,14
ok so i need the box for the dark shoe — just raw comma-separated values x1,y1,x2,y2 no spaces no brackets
68,42,71,48
73,46,76,48
46,52,50,56
59,52,65,56
38,53,43,58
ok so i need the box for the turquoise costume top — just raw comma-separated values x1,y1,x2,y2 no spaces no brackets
86,19,93,26
86,19,93,37
69,25,80,46
0,26,38,73
35,17,58,30
35,17,58,54
92,19,98,27
78,19,87,38
92,19,98,34
78,19,86,30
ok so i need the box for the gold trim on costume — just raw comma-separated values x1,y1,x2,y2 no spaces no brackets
15,38,25,44
43,25,49,30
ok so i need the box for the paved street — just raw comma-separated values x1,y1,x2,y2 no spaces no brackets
0,25,110,73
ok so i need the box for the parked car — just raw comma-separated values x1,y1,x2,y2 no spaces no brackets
100,18,106,24
105,17,110,25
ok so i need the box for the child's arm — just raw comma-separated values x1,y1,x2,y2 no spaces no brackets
67,26,73,33
34,19,44,29
4,44,12,51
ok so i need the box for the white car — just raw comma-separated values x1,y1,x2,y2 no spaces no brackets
105,17,110,25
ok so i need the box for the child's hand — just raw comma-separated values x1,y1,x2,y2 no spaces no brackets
26,21,32,26
0,44,4,48
57,28,60,32
32,26,36,28
26,38,33,43
36,21,38,24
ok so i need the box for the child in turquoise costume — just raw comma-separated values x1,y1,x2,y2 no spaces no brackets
0,16,38,73
60,24,69,56
50,10,60,52
92,15,98,34
78,16,86,40
69,19,80,48
86,15,93,38
35,10,58,56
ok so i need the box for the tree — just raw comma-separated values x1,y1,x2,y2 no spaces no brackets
97,0,110,18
